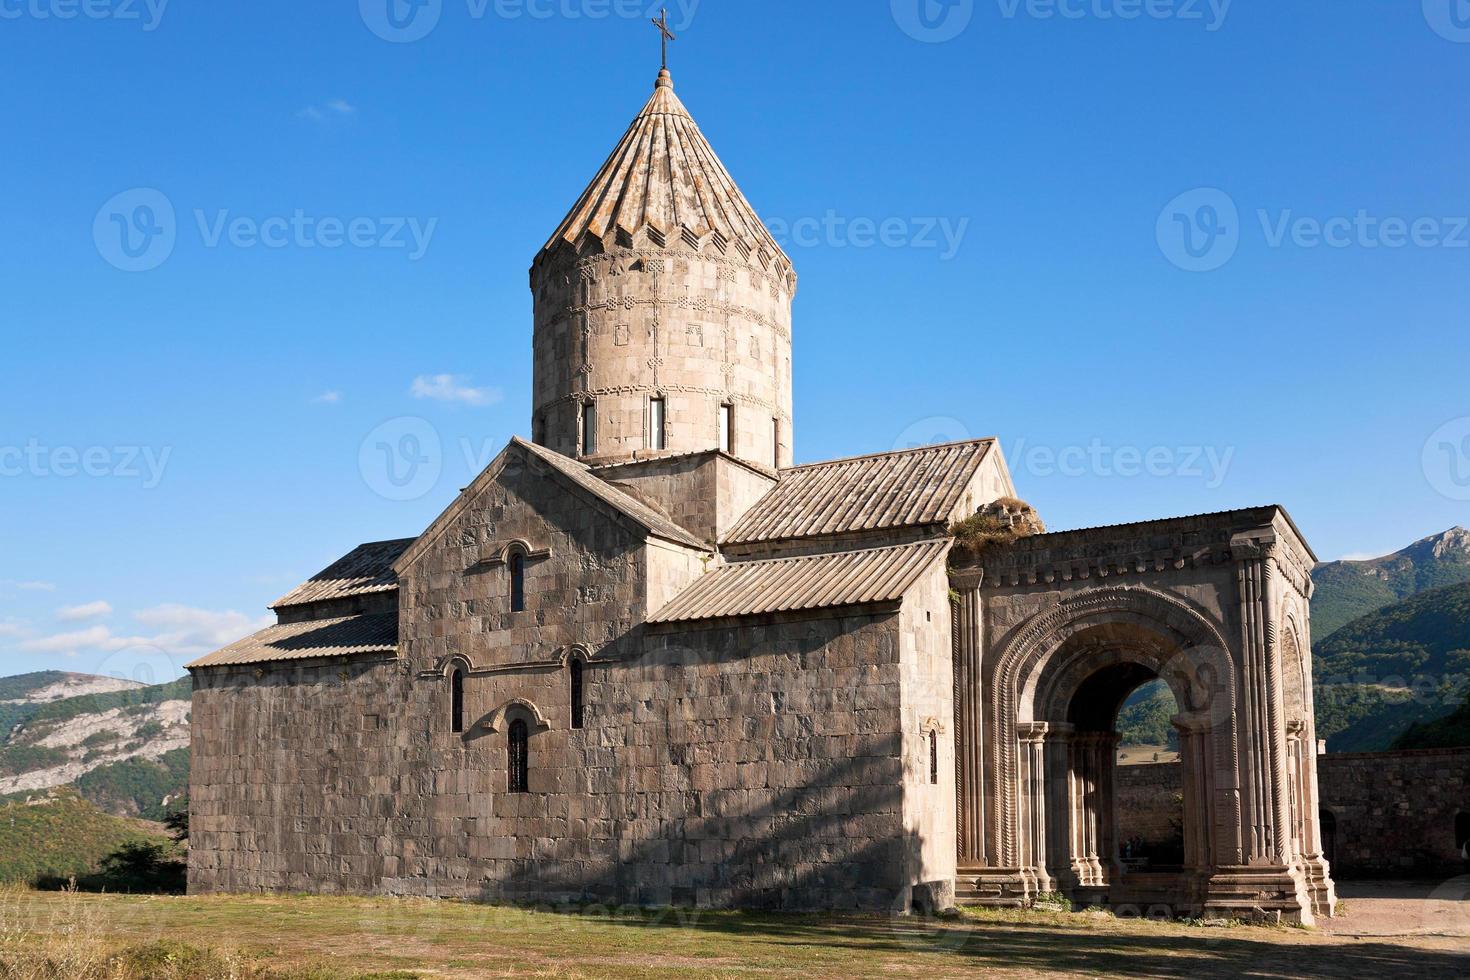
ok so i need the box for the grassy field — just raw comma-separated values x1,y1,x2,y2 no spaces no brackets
2,886,1467,979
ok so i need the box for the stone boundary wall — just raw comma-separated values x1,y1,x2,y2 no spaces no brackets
1115,758,1183,848
1118,747,1470,878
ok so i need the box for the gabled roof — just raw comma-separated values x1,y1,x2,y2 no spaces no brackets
186,613,396,669
394,438,708,575
516,439,708,550
723,439,998,546
648,539,949,625
539,70,792,280
272,538,416,610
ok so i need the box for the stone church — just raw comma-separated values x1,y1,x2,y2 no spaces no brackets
188,68,1336,924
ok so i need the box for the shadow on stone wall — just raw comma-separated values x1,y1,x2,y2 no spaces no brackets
472,750,919,913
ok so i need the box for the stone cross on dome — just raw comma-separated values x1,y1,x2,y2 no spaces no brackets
651,7,676,71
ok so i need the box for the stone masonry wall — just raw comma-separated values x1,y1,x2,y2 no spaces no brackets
192,441,933,911
1117,747,1470,878
532,244,794,468
1115,760,1184,848
188,658,407,895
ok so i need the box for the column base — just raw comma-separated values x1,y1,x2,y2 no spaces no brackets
1201,865,1316,926
1300,853,1337,919
954,867,1041,907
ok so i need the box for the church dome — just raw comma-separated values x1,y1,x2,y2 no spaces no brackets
537,70,793,284
529,70,796,471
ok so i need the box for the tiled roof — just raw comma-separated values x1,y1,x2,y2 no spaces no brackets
517,439,708,551
186,613,397,669
539,70,792,280
723,440,996,545
648,539,948,625
272,538,416,610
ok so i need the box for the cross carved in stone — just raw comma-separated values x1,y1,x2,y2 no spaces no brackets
651,8,676,70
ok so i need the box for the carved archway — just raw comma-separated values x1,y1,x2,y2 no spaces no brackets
979,586,1241,905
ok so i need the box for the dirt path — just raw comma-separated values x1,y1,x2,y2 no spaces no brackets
1320,879,1470,938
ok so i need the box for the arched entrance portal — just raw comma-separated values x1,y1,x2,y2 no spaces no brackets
1023,618,1230,913
952,514,1337,924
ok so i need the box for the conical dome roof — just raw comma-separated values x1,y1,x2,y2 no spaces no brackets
540,70,793,280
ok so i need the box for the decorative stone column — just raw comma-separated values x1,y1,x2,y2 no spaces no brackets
1017,722,1053,893
951,569,986,866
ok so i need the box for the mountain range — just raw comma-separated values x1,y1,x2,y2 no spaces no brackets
1117,527,1470,753
0,671,190,819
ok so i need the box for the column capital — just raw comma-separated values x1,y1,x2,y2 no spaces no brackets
949,567,983,591
1017,721,1050,742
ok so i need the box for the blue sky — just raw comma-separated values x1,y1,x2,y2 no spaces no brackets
3,0,1468,681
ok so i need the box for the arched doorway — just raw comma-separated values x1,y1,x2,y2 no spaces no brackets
997,592,1239,916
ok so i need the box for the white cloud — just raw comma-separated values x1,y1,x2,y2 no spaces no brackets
312,391,342,405
410,374,502,407
12,581,56,592
1335,551,1387,562
0,620,27,638
57,601,113,622
299,99,356,123
130,604,272,653
22,625,113,654
18,605,271,662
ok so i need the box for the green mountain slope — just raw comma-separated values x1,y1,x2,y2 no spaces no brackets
1310,527,1470,640
1313,579,1470,749
0,790,169,884
1394,687,1470,749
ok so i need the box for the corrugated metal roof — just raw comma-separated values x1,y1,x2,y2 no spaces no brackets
271,538,416,610
722,440,995,545
517,438,708,551
648,539,948,625
186,613,397,669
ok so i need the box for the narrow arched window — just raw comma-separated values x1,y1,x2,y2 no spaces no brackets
570,659,584,730
929,730,939,785
1456,811,1470,851
450,668,465,734
509,552,525,613
508,718,529,794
